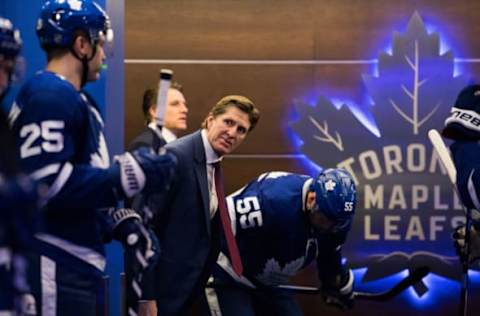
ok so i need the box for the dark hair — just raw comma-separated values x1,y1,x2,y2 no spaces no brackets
201,95,260,132
142,81,183,124
44,30,88,62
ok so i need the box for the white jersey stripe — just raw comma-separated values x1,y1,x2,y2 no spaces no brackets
44,162,73,203
36,233,106,272
30,163,61,181
205,276,223,316
217,252,255,289
41,256,57,316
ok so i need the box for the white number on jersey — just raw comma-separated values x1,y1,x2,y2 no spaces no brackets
20,121,65,158
344,202,354,212
236,196,263,229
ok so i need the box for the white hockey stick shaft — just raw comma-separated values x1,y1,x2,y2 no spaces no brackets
428,129,457,185
427,129,471,316
155,69,173,126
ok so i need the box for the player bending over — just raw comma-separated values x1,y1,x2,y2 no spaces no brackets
205,169,356,316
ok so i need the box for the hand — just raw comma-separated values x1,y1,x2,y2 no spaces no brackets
138,300,157,316
452,225,480,264
110,208,159,269
115,148,177,198
322,269,354,310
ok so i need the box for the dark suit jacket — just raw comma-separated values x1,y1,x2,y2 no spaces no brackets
145,130,221,315
127,126,166,153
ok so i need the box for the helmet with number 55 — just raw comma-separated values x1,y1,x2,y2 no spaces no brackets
308,168,356,234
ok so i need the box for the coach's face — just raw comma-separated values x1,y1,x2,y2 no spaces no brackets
206,105,250,156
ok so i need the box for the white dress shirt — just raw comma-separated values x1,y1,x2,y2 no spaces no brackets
201,129,222,218
147,122,177,144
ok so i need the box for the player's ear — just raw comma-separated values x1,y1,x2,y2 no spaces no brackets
71,34,90,58
149,104,157,120
306,191,316,210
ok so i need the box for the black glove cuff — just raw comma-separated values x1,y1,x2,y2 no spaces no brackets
110,208,141,229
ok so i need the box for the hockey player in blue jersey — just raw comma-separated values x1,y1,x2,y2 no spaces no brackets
9,1,176,315
0,16,39,315
204,168,356,316
442,84,480,266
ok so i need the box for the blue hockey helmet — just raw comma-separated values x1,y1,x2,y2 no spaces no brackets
0,17,22,59
36,0,113,49
0,17,23,101
309,168,356,234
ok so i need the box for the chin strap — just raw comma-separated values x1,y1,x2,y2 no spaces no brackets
69,39,98,87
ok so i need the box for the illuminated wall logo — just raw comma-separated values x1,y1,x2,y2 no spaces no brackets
290,12,476,299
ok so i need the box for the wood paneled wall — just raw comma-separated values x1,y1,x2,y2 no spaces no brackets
125,1,480,315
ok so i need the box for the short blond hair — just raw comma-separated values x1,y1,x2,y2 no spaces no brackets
201,95,260,132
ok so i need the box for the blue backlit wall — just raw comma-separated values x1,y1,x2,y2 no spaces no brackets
290,11,478,312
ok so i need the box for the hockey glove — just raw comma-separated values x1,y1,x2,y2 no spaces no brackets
114,147,177,198
322,268,354,310
452,225,480,264
110,208,159,269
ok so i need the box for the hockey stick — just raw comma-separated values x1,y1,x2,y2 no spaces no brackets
276,266,430,301
124,70,174,316
207,266,429,302
155,69,173,128
428,129,471,316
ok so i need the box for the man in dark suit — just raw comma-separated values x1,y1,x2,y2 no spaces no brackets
140,95,260,316
128,81,188,152
125,82,188,314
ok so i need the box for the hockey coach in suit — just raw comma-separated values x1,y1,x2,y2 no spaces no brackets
141,95,260,315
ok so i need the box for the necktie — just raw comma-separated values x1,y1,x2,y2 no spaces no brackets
213,162,243,276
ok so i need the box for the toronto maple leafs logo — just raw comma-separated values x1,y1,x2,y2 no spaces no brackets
290,12,475,296
324,179,336,191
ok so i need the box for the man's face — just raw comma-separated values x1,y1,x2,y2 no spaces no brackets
163,88,188,133
306,191,335,233
0,58,14,96
206,105,251,156
87,37,106,82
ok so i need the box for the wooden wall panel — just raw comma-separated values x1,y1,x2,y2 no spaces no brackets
124,63,371,151
125,0,480,60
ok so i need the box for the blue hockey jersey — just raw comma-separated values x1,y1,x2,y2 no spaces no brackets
10,71,120,271
450,141,480,228
218,172,347,287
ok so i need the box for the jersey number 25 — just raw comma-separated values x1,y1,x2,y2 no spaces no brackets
20,121,64,158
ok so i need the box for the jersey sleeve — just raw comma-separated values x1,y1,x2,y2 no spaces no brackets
14,88,121,210
315,232,348,287
451,141,480,228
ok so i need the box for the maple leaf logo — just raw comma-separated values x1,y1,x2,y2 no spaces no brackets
364,12,468,138
290,11,476,297
255,257,305,286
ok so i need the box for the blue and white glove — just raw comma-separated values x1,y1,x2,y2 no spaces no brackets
322,268,354,310
110,207,159,312
114,147,177,198
110,208,159,268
